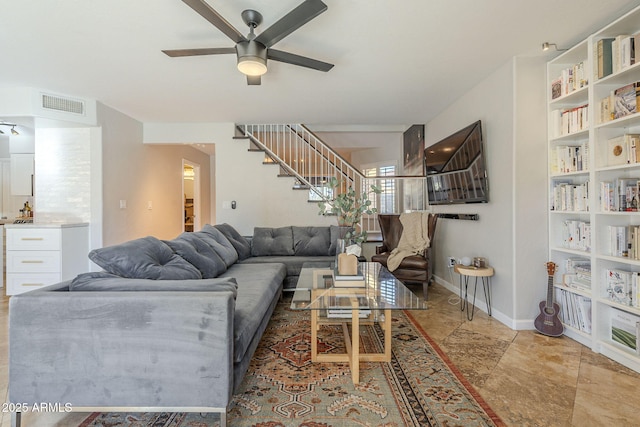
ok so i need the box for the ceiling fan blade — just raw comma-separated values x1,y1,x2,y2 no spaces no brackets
247,75,261,85
268,49,334,72
182,0,247,43
254,0,327,48
162,47,236,57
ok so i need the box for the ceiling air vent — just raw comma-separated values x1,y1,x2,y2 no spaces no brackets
41,93,85,115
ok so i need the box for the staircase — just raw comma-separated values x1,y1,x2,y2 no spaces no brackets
235,123,381,235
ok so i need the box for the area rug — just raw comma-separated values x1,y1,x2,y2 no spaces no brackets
81,301,503,427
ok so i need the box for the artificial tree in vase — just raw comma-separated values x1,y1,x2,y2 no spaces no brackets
318,177,382,249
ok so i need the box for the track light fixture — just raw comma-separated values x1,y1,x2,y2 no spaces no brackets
542,42,568,52
0,122,19,136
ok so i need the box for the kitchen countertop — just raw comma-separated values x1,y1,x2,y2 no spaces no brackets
3,222,88,229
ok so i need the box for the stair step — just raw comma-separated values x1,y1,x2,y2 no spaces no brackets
248,148,264,152
233,136,249,140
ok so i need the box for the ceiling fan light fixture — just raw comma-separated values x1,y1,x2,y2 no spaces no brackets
236,40,268,76
237,57,267,76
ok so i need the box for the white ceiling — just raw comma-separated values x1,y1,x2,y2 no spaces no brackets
1,0,639,127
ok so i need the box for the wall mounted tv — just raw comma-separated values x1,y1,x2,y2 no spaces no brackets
424,120,489,205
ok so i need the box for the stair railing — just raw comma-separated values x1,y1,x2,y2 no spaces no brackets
237,123,379,234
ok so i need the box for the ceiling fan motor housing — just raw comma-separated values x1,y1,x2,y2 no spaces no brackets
236,40,268,76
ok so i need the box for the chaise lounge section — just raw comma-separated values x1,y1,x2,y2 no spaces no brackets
8,223,340,426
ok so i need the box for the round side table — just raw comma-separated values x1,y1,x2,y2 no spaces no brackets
454,264,495,321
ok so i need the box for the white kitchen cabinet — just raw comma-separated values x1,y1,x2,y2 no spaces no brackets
10,153,34,196
5,223,89,295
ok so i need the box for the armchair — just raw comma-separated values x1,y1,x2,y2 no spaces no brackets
371,213,438,298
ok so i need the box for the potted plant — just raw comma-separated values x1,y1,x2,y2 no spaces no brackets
318,177,382,245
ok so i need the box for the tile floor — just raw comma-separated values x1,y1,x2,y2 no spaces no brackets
0,282,639,426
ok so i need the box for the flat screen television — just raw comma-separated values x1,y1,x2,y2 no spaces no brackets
424,120,489,205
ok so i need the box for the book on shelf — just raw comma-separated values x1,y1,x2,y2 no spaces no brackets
605,269,633,306
607,136,631,166
565,257,591,274
596,38,614,79
560,104,589,135
561,220,591,252
606,224,640,263
551,181,589,212
599,95,614,124
600,178,640,212
600,181,615,212
562,274,591,291
610,308,640,355
562,258,591,291
616,177,640,211
619,34,636,70
633,272,640,309
552,144,588,173
551,78,562,100
613,82,639,119
555,288,592,333
550,62,588,99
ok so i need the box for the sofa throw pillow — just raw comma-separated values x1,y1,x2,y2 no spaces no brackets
194,225,239,267
329,225,354,255
292,226,331,256
88,236,202,280
214,223,251,260
70,272,238,297
164,233,227,278
251,226,294,256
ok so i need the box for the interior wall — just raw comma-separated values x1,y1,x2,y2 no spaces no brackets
98,104,211,245
214,135,335,236
513,56,548,324
426,56,548,327
426,59,516,323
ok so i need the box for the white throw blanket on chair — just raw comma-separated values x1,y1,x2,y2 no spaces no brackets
386,212,430,272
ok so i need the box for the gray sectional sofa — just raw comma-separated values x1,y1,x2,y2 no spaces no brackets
8,223,341,426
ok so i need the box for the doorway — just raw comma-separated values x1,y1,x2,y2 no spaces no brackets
182,160,200,232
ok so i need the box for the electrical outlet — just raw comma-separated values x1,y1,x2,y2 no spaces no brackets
448,256,456,267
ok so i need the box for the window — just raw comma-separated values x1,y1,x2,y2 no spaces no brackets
362,163,397,214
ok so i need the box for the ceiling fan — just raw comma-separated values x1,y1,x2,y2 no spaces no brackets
163,0,334,85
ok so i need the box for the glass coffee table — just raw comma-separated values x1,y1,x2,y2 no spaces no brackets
290,262,428,384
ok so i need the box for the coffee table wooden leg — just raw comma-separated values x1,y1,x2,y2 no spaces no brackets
352,307,360,384
384,309,391,361
311,307,318,362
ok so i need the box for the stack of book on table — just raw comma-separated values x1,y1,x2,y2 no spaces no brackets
332,266,365,288
327,295,371,318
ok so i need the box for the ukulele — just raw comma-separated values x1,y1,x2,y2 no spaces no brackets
534,262,564,337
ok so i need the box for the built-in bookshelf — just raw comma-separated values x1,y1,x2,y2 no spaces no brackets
547,5,640,373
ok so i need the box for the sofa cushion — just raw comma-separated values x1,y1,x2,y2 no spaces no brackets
164,233,227,278
251,227,294,256
214,223,251,260
88,236,202,280
239,255,333,281
292,226,331,256
69,272,238,296
194,225,239,267
218,263,286,364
